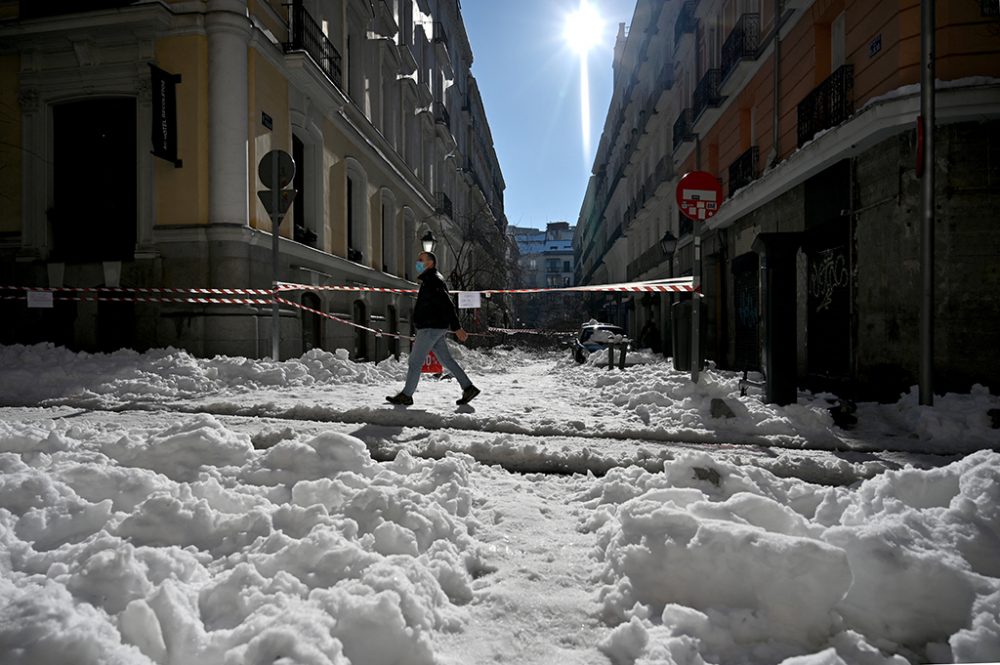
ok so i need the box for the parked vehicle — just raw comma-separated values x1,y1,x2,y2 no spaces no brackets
571,320,627,363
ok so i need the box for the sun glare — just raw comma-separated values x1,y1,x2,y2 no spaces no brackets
564,2,604,55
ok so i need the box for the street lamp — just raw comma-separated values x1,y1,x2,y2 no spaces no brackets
421,230,437,253
659,230,678,256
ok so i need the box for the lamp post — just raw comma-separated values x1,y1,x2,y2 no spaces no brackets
421,230,437,253
659,231,678,356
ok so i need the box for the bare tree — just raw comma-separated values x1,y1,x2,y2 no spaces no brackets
438,198,516,335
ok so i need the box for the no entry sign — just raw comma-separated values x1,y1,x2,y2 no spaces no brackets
676,171,723,221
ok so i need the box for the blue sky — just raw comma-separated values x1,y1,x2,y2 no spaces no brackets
461,0,638,231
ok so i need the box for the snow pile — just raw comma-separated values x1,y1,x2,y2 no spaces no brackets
565,360,845,447
0,343,532,409
0,344,406,407
0,414,485,665
580,451,1000,664
561,359,1000,453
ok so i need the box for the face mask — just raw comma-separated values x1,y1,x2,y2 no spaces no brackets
415,261,426,274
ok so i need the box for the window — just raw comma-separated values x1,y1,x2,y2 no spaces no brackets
563,260,571,272
345,159,369,263
292,135,317,247
381,189,397,275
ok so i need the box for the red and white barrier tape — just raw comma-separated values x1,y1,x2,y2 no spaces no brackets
2,294,272,305
274,295,416,341
488,327,576,336
2,285,273,296
275,277,697,295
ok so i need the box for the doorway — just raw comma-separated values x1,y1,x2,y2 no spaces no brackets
51,98,137,262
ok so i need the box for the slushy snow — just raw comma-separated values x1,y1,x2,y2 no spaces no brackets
1,343,999,664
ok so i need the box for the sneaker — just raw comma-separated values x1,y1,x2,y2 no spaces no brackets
456,385,481,405
386,392,413,406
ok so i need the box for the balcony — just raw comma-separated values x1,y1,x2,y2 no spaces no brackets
626,243,668,282
431,21,451,77
720,13,761,83
645,156,673,197
673,1,698,52
284,3,343,90
432,21,448,44
692,68,722,120
435,191,453,218
728,145,759,195
432,101,450,129
373,0,398,37
673,108,695,149
797,65,854,147
658,62,675,92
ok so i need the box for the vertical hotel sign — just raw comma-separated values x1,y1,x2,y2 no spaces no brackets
149,64,182,167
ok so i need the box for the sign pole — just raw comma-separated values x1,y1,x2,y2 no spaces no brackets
257,149,297,362
692,232,701,383
675,170,720,384
271,149,281,361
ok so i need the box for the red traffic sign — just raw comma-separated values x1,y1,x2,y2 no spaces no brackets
676,171,723,221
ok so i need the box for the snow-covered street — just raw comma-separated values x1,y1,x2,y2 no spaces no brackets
1,343,999,664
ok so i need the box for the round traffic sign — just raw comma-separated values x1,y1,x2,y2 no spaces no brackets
676,171,723,222
258,149,295,190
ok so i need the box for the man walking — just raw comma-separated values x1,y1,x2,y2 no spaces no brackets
387,251,480,406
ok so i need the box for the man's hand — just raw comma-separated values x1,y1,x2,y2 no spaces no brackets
455,328,469,343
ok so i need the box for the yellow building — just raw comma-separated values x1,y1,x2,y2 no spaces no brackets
578,0,1000,401
0,0,506,359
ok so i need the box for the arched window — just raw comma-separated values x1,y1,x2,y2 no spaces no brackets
291,116,324,248
345,158,370,263
353,299,369,360
402,207,417,280
387,304,399,359
380,188,398,275
302,292,322,351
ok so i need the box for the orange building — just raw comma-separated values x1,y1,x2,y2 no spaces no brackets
577,0,1000,400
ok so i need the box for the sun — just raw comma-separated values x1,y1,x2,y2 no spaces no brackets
564,1,604,55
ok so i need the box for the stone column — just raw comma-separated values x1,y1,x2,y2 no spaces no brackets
206,0,250,226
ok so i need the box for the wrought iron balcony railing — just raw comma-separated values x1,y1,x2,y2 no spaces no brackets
674,1,698,51
728,145,759,195
627,242,669,282
721,13,761,83
435,191,453,218
797,65,854,147
658,62,675,92
673,108,695,148
432,101,450,129
432,21,448,44
692,68,722,119
284,3,343,89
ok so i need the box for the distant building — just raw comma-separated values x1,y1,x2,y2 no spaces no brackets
508,222,576,331
577,0,1000,400
511,222,575,289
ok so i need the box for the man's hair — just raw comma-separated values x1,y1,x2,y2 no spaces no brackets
420,251,438,267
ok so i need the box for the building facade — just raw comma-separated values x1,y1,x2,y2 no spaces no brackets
0,0,506,360
577,0,1000,400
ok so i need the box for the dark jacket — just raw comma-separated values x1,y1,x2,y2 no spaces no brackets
412,267,461,331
